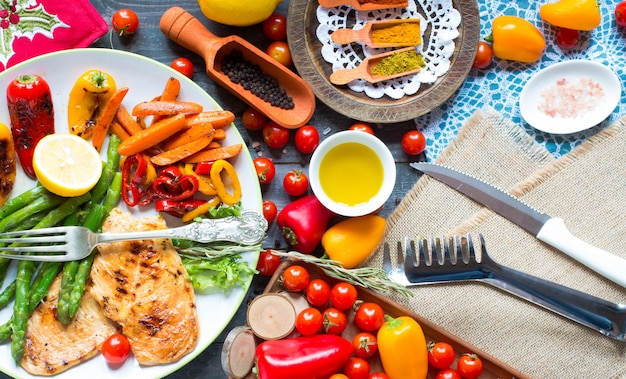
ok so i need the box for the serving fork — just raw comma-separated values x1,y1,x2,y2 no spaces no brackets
0,210,267,262
382,234,626,342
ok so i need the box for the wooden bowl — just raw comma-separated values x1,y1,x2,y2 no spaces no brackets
287,0,480,123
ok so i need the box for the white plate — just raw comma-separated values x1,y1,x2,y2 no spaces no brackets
0,49,262,379
519,60,621,134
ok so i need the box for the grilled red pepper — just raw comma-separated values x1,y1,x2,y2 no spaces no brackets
151,166,199,201
6,74,55,179
121,154,154,207
276,195,335,254
155,199,207,217
255,334,354,379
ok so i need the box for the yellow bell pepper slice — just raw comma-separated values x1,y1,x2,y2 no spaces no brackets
68,70,117,139
210,159,242,206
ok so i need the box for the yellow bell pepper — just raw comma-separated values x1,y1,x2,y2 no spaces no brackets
321,214,386,269
210,159,242,205
68,70,116,139
540,0,600,31
377,315,428,379
486,16,546,63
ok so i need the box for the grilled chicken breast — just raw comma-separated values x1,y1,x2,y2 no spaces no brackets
89,208,199,365
20,275,118,376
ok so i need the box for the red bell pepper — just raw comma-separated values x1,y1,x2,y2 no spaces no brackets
121,154,153,207
6,74,55,179
151,165,199,201
255,334,354,379
194,161,213,175
155,199,207,217
276,195,335,254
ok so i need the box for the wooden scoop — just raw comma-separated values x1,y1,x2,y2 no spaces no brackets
160,7,315,129
331,19,422,48
318,0,409,11
329,46,421,85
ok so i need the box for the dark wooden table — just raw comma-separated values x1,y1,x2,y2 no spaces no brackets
4,1,425,378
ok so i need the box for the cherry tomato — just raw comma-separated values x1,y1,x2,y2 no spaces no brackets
401,129,427,155
343,357,370,379
330,282,358,311
555,28,579,50
305,278,331,307
368,373,390,379
330,375,350,379
101,333,131,364
322,307,347,335
428,341,456,370
242,107,268,131
266,41,293,67
111,8,139,36
352,332,378,359
354,302,385,332
262,121,290,148
170,57,194,78
436,368,462,379
294,125,320,154
616,1,626,27
472,41,493,69
295,307,323,336
283,169,309,196
262,200,277,222
253,157,276,185
282,264,310,292
256,249,281,277
457,354,484,379
348,122,375,135
262,13,287,41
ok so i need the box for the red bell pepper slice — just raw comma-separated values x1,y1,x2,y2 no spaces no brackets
121,153,153,207
151,166,199,201
155,199,207,217
276,195,336,254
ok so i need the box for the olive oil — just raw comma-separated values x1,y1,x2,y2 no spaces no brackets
318,142,383,206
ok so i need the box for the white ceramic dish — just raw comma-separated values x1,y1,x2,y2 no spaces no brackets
519,60,621,134
0,49,262,379
309,130,395,217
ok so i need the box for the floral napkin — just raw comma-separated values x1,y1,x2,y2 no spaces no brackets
0,0,108,71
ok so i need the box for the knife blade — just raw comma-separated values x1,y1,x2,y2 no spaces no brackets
410,162,626,288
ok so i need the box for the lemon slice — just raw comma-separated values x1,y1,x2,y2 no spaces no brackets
33,134,102,197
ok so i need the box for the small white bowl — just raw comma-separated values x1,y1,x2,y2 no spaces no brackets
309,130,396,217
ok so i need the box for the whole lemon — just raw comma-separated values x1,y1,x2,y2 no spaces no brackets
198,0,282,27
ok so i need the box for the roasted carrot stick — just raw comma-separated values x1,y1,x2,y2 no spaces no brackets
132,100,203,116
163,122,215,151
118,113,187,156
109,120,131,141
92,87,129,151
213,128,227,141
153,77,181,124
150,135,214,166
116,104,144,135
186,110,235,129
182,143,243,163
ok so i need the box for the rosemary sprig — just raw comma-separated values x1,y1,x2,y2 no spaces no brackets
273,251,413,299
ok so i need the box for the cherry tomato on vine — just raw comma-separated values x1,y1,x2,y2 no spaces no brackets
457,354,484,379
352,332,378,359
242,107,268,131
330,281,358,311
256,249,281,276
305,278,331,307
343,357,370,379
101,333,131,364
296,307,323,336
266,41,293,67
262,121,290,148
262,13,287,41
401,129,427,155
428,341,456,370
616,1,626,27
283,169,309,196
170,57,194,78
111,9,139,36
262,200,277,222
294,125,320,154
253,157,276,185
472,41,493,69
354,302,385,332
322,307,347,335
555,28,579,50
436,368,462,379
368,373,390,379
282,264,310,292
348,122,375,135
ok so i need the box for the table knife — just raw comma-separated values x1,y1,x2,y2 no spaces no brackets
410,162,626,288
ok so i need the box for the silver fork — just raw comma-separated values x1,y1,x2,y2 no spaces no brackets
383,234,626,342
0,210,267,262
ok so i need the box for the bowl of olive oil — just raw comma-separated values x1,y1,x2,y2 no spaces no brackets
309,130,395,217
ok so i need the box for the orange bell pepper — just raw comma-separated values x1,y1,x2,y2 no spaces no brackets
540,0,601,31
486,16,546,63
377,315,428,379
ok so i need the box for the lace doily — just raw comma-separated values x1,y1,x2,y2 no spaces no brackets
316,0,461,100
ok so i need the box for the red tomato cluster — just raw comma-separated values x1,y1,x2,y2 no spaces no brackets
428,341,484,379
263,13,293,67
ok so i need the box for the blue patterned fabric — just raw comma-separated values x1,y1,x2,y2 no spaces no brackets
419,0,625,159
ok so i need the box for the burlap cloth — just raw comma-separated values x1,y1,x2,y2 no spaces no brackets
367,108,626,378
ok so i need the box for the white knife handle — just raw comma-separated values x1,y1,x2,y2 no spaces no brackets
536,218,626,288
